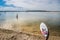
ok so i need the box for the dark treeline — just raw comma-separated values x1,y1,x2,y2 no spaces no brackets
0,10,60,12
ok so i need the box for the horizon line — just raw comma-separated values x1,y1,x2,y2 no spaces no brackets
0,10,60,12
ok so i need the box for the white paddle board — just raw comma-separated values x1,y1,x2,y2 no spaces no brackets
40,22,48,38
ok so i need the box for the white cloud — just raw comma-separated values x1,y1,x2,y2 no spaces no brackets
4,0,60,11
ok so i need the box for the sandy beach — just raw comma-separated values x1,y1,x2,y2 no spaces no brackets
0,21,60,40
0,28,60,40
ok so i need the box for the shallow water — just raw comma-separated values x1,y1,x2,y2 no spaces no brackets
0,12,60,25
0,12,60,35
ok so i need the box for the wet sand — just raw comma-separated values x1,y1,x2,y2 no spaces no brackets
0,21,60,40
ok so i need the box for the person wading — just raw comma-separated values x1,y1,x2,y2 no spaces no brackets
16,14,18,20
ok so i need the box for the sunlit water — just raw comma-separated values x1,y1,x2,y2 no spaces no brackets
0,12,60,22
0,12,60,29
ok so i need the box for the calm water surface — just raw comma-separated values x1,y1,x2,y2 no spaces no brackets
0,12,60,27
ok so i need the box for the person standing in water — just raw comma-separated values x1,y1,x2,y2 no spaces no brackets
16,14,18,20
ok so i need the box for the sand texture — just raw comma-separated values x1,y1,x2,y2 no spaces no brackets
0,28,60,40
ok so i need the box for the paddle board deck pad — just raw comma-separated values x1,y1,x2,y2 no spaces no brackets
40,22,48,38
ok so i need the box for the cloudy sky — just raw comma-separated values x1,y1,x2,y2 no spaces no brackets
0,0,60,11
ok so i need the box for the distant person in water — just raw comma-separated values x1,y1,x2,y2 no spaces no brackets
16,14,18,20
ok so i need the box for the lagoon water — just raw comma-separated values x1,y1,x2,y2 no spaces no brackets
0,12,60,27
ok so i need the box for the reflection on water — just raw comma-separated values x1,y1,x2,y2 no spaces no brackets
0,13,6,23
0,12,60,24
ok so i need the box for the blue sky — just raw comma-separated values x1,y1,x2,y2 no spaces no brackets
0,0,15,7
0,0,6,6
0,0,60,11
